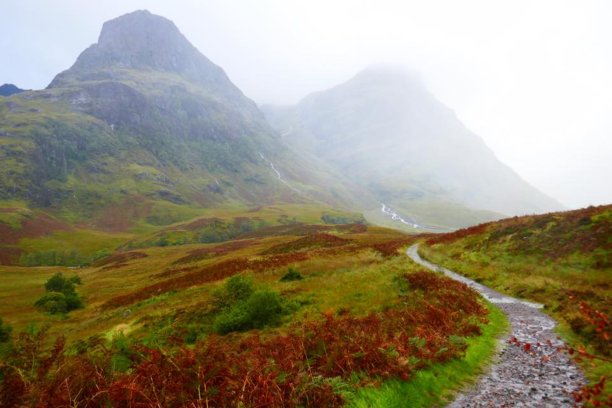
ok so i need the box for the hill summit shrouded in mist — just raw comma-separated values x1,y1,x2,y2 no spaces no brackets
264,67,564,227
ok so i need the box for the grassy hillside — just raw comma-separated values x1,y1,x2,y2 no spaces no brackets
0,208,507,407
420,204,611,395
0,203,366,266
0,11,375,235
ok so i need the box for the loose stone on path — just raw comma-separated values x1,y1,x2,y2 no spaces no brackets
407,244,585,407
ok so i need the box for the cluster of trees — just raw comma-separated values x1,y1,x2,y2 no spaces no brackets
321,213,366,225
19,249,111,267
33,273,84,314
137,218,272,248
197,218,270,244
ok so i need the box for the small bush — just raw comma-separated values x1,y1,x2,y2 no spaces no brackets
280,267,303,282
213,303,252,334
34,292,68,314
214,289,283,334
244,290,283,327
225,275,254,301
64,293,84,310
213,275,254,309
0,318,11,343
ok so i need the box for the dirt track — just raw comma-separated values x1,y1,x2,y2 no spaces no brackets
407,244,585,407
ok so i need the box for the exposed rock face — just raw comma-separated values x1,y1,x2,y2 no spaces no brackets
43,10,267,142
0,84,26,97
48,10,252,112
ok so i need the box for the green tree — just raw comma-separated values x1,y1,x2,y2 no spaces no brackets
213,289,283,334
35,273,84,314
44,272,81,294
212,275,254,309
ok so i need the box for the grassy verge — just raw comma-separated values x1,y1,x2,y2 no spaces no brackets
419,244,611,400
347,302,508,407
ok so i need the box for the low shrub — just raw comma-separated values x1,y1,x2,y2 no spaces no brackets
212,275,254,309
214,289,283,334
34,292,69,314
0,271,489,407
280,267,303,282
0,318,11,343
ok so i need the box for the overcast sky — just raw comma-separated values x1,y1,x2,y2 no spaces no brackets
1,0,611,209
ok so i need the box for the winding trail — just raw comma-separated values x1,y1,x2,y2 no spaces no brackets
407,244,585,407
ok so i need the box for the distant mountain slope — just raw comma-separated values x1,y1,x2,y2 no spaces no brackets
0,84,26,97
264,68,563,226
0,11,365,230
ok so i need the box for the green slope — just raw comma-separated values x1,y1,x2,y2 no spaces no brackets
420,204,611,398
0,11,374,238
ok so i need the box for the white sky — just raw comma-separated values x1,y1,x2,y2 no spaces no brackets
1,0,611,209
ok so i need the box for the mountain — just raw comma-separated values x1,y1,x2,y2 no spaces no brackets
0,84,25,96
263,68,564,228
0,10,363,231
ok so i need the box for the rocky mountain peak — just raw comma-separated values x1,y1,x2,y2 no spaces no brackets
92,10,196,72
47,10,235,96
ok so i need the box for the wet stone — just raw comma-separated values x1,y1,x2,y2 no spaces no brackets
407,244,586,407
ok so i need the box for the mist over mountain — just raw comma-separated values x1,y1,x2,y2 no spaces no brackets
264,68,563,227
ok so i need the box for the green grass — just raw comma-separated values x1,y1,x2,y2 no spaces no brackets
18,228,132,260
418,205,612,400
347,302,508,407
0,211,516,406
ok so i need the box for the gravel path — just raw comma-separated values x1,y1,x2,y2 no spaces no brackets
407,244,585,407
